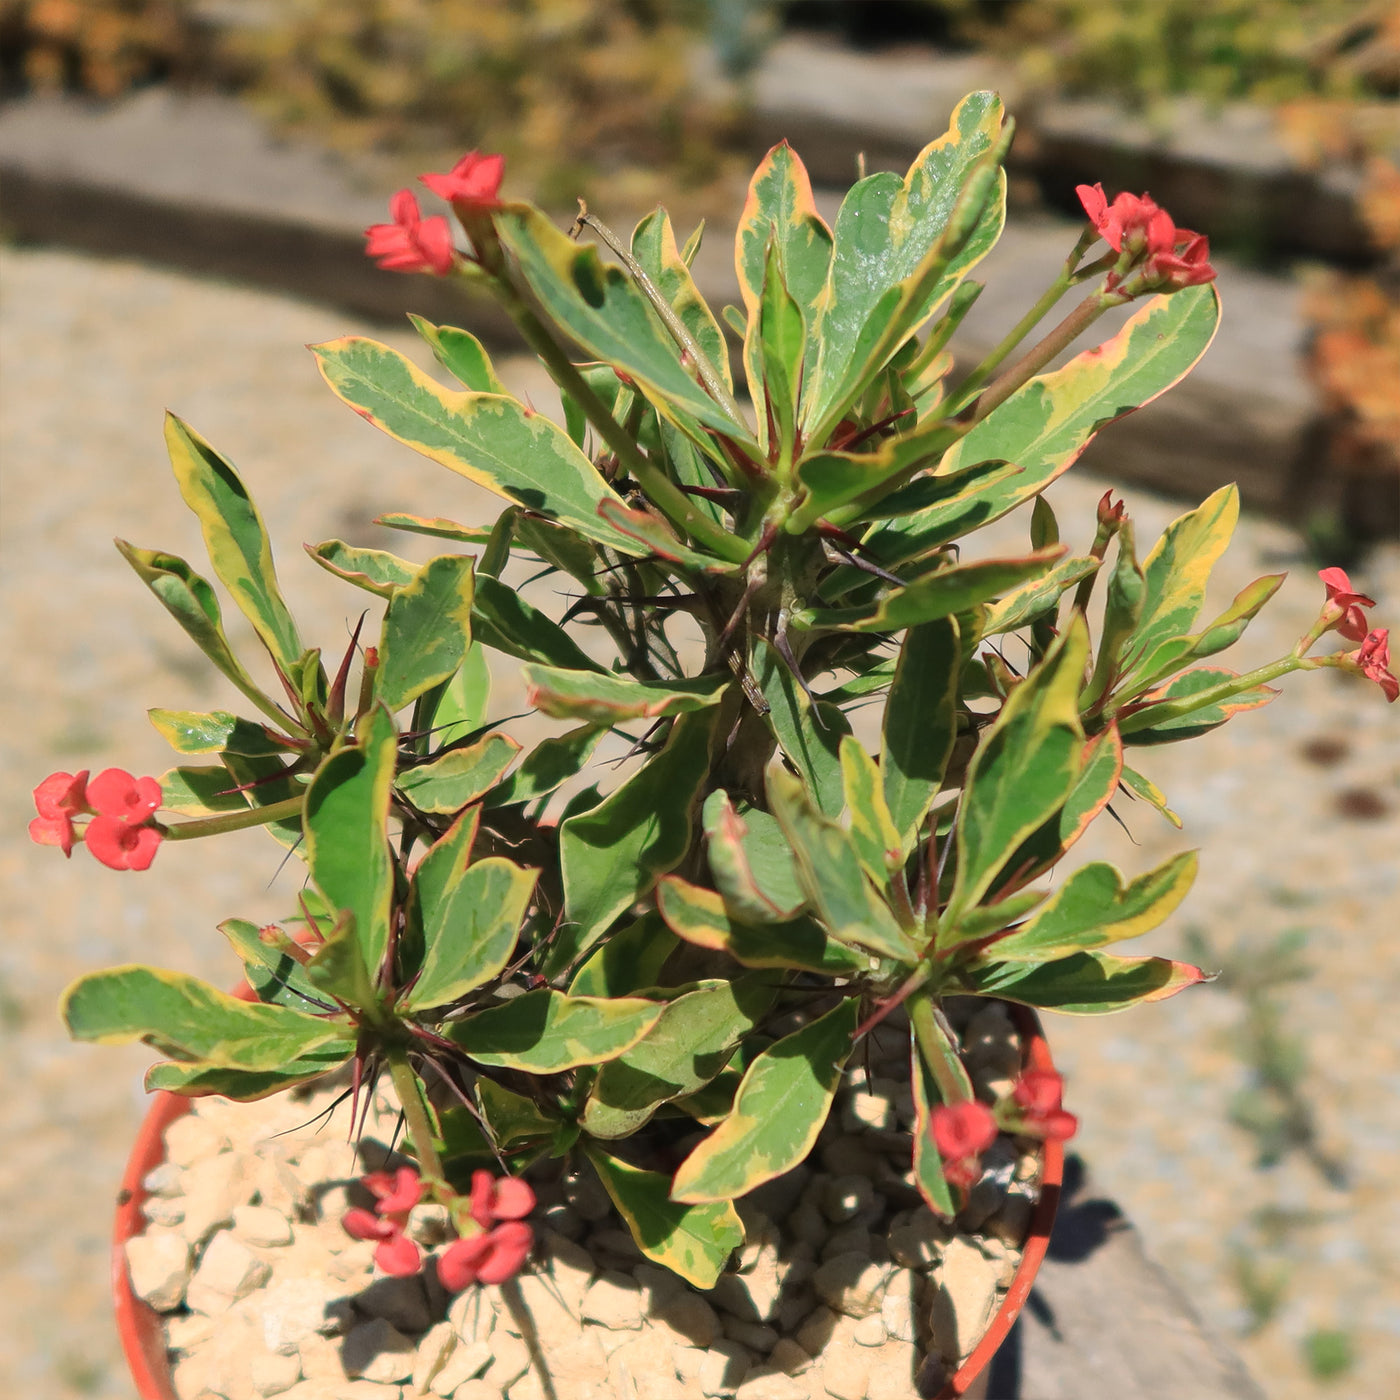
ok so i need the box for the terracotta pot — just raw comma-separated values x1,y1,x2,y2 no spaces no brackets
114,1001,1062,1400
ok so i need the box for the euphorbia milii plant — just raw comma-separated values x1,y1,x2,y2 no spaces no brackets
38,91,1394,1292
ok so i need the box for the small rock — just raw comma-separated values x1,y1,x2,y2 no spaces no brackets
447,1286,497,1345
606,1332,677,1399
511,1272,586,1339
255,1276,350,1353
887,1208,948,1269
793,1305,838,1358
253,1148,306,1218
784,1199,827,1250
984,1188,1034,1248
854,1312,888,1346
590,1226,643,1262
820,1227,874,1263
881,1270,918,1343
818,1137,883,1178
250,1348,302,1397
734,1369,809,1400
927,1236,1002,1362
125,1228,192,1311
563,1169,613,1223
721,1315,779,1353
740,1166,811,1224
164,1114,228,1168
186,1230,272,1315
631,1262,684,1307
583,1270,645,1330
774,1286,817,1334
166,1311,216,1352
451,1383,499,1400
821,1176,882,1226
428,1338,491,1396
961,1004,1020,1082
978,1236,1021,1288
818,1342,870,1400
767,1338,811,1376
812,1253,891,1318
866,1343,920,1400
653,1290,721,1348
143,1162,186,1197
540,1202,585,1240
141,1195,186,1228
484,1333,531,1389
698,1339,752,1397
234,1204,295,1248
342,1318,415,1383
356,1275,432,1335
181,1152,259,1246
841,1088,896,1134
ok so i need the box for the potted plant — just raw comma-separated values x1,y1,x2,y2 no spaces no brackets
34,95,1396,1400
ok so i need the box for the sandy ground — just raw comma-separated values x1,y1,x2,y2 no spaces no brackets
2,244,1397,1399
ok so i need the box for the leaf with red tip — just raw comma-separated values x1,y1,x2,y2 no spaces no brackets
964,949,1209,1013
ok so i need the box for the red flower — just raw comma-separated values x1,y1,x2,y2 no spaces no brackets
83,768,164,871
437,1220,534,1291
364,190,456,276
1077,183,1216,292
344,1167,425,1276
420,151,506,214
468,1170,537,1229
1140,231,1217,292
1010,1070,1079,1142
1356,628,1399,702
28,770,89,857
930,1100,998,1160
1319,567,1377,643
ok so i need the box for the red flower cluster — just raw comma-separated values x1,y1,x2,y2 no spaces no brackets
1357,628,1399,702
341,1166,536,1290
438,1170,536,1290
1076,183,1216,293
342,1166,425,1277
420,151,506,215
929,1099,998,1191
29,768,163,870
364,191,456,277
1319,567,1376,642
1010,1069,1078,1142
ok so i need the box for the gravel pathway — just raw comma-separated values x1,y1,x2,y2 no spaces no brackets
2,245,1397,1400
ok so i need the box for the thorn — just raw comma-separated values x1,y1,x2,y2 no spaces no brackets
830,545,905,588
770,621,821,711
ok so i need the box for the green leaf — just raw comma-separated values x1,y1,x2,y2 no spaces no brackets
149,709,286,758
569,913,679,997
312,337,644,553
164,414,302,671
144,1053,348,1099
494,208,756,446
866,286,1220,567
555,709,717,975
376,554,475,712
1084,521,1144,707
734,141,832,380
657,877,869,975
1120,763,1182,829
987,852,1197,961
472,574,605,673
802,93,1006,440
221,753,306,850
396,733,520,814
963,949,1208,1013
1122,485,1239,675
218,918,325,1016
424,641,491,749
476,1077,558,1152
594,499,736,575
754,235,806,459
946,619,1088,925
701,792,807,923
940,889,1048,947
157,764,249,817
840,738,903,880
486,724,605,808
768,768,917,962
799,549,1064,634
303,911,378,1010
450,991,662,1071
404,813,539,1011
1121,667,1278,745
982,555,1099,635
671,999,858,1203
910,1039,957,1219
408,315,507,393
631,208,732,396
755,639,849,817
61,966,351,1068
523,665,730,724
375,512,493,546
303,705,397,976
583,977,773,1138
307,540,415,599
585,1149,743,1290
116,542,278,721
881,617,959,854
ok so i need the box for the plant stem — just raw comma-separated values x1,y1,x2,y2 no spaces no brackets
160,792,304,841
908,991,974,1105
1116,655,1315,735
388,1050,446,1182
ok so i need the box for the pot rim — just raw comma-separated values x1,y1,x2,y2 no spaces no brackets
114,996,1062,1400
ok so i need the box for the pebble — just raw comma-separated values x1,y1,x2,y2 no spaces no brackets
126,1227,193,1310
428,1338,492,1396
812,1253,892,1318
185,1230,271,1315
164,1114,229,1169
356,1275,433,1335
582,1270,646,1329
343,1318,416,1384
250,1348,303,1397
927,1236,1003,1362
234,1204,296,1248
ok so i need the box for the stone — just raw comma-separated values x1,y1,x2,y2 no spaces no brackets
186,1230,272,1315
818,1137,883,1178
234,1204,296,1248
542,1228,596,1307
977,1236,1020,1289
817,1341,871,1400
722,1315,780,1353
582,1270,645,1330
255,1275,350,1352
984,1187,1034,1248
342,1318,416,1384
190,1307,259,1399
143,1161,186,1197
297,1333,349,1385
853,1312,887,1346
734,1369,810,1400
125,1227,193,1311
181,1152,259,1246
865,1343,920,1400
887,1209,948,1269
250,1348,302,1397
927,1236,1002,1362
606,1332,677,1399
563,1169,612,1222
819,1227,874,1263
542,1329,610,1385
141,1195,186,1228
785,1198,828,1250
166,1311,217,1352
428,1338,491,1396
767,1339,812,1376
653,1289,721,1348
355,1275,433,1334
631,1262,685,1307
409,1320,455,1393
811,1254,891,1318
252,1147,307,1218
840,1088,896,1134
741,1166,811,1225
448,1286,498,1345
960,1003,1020,1082
589,1225,644,1263
793,1306,838,1359
451,1384,499,1400
540,1202,585,1240
880,1270,918,1344
164,1113,228,1168
821,1176,882,1227
698,1339,753,1397
484,1333,531,1389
